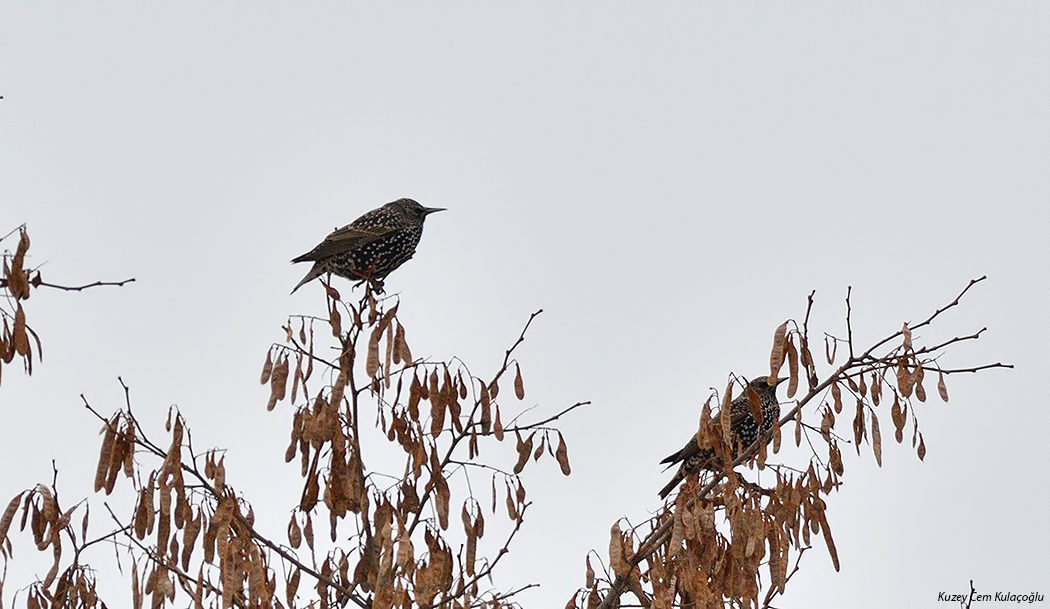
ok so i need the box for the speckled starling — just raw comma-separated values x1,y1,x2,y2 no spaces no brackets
291,198,445,293
658,376,786,499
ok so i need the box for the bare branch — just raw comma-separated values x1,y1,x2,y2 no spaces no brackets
35,278,136,291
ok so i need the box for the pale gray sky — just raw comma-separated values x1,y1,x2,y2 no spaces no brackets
2,3,1048,607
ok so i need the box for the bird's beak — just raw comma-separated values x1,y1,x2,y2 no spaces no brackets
423,207,446,215
774,377,788,386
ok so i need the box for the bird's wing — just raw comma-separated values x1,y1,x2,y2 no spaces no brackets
729,407,760,430
292,223,397,263
728,391,766,428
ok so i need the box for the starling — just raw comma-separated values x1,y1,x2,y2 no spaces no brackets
658,376,786,499
291,198,445,293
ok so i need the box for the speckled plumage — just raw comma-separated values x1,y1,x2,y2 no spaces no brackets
658,376,785,499
291,198,444,293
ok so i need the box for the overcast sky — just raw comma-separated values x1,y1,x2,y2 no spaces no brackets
2,3,1048,607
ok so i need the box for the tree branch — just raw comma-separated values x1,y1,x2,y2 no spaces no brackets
36,278,136,291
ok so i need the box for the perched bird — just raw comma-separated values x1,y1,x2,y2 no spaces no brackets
658,376,786,499
291,198,445,293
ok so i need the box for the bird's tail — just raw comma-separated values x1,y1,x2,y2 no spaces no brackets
658,471,684,499
659,451,681,466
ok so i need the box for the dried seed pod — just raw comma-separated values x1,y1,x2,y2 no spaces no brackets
555,432,571,476
260,350,273,384
785,336,799,398
769,322,788,380
514,363,525,400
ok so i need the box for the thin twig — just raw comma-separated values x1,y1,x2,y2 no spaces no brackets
845,286,854,360
37,278,136,291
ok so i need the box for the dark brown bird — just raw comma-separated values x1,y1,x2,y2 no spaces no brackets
291,198,445,293
658,376,786,499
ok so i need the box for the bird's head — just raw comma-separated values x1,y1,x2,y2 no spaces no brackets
748,376,787,394
394,198,446,221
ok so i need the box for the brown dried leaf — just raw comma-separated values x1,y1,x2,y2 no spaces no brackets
396,531,413,569
329,301,342,337
81,502,90,545
794,406,803,447
213,456,226,494
7,231,30,300
800,335,818,390
901,322,912,351
429,367,439,403
260,350,273,384
769,322,788,380
408,374,422,421
897,358,914,398
514,363,525,400
324,282,341,302
772,410,782,454
871,413,882,467
917,433,926,461
814,407,831,440
457,370,468,399
831,381,842,413
479,380,492,433
180,510,201,572
817,504,840,572
435,474,450,530
397,322,412,365
608,523,627,578
94,418,117,493
367,326,382,378
267,355,289,411
0,491,24,547
12,305,29,356
131,560,142,609
303,512,314,551
938,369,949,402
505,484,518,521
555,432,571,475
852,399,865,455
300,469,319,512
912,408,919,447
288,514,301,549
825,335,837,365
493,406,504,441
829,441,843,476
891,394,905,443
746,385,762,433
513,432,533,474
133,485,151,540
785,336,799,398
914,365,927,402
430,389,445,438
286,568,301,609
384,317,395,387
717,385,732,446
